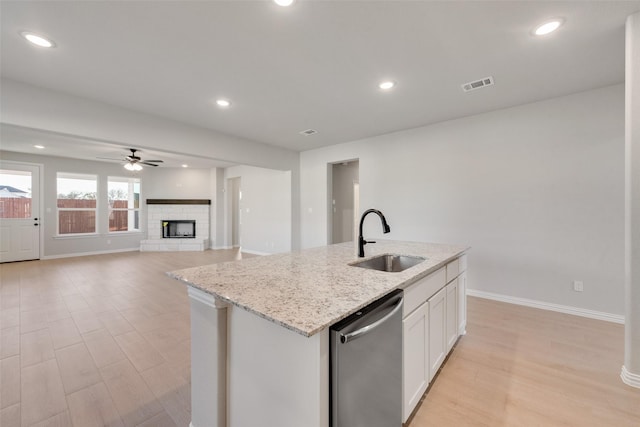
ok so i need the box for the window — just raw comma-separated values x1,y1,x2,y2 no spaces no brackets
57,173,97,235
108,177,140,232
0,169,32,219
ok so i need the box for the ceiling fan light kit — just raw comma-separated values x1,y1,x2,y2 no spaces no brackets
98,148,164,170
124,162,143,171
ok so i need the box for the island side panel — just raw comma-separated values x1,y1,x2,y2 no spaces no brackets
189,288,227,427
228,305,329,427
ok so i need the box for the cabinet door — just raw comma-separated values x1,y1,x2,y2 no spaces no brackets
458,271,467,335
428,288,447,380
402,301,429,423
446,279,458,352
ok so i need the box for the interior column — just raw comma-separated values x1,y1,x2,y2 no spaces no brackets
623,11,640,389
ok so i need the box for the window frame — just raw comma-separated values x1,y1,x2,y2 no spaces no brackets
107,176,141,234
56,172,98,236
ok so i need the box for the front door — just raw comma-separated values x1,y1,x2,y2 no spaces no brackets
0,163,41,262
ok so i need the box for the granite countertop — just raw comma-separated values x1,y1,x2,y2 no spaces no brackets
168,240,468,337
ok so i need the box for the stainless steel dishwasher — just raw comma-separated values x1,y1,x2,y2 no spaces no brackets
330,289,403,427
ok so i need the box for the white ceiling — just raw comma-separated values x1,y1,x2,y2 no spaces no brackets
1,1,640,162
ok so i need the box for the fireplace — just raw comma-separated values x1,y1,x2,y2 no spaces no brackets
140,199,210,251
163,220,196,238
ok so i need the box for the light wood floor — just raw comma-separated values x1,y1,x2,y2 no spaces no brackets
0,249,255,427
1,250,639,427
409,298,640,427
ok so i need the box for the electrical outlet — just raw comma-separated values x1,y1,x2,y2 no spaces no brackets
573,280,584,292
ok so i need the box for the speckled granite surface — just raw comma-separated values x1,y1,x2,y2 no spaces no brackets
168,240,468,337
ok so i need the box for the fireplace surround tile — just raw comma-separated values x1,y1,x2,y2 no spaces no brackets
140,201,210,251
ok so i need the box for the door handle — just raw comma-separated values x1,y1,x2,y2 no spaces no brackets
339,295,403,344
34,223,39,226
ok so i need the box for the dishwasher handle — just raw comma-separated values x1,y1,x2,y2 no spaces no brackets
339,295,403,344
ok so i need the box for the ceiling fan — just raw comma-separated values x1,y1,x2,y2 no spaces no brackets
99,148,164,171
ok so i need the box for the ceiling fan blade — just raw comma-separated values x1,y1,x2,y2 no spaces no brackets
96,156,125,161
98,150,163,166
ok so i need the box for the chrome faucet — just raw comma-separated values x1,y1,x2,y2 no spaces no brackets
358,209,391,257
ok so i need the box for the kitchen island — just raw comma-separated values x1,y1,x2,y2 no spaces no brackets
168,240,468,427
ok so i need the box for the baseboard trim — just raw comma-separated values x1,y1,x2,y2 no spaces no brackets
41,247,139,260
621,365,640,388
240,248,270,256
466,289,625,324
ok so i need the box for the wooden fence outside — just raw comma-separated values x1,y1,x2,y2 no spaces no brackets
0,197,31,219
0,198,135,233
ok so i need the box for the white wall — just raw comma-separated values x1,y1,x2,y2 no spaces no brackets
215,168,226,249
300,85,625,316
143,167,214,200
225,165,292,255
624,11,640,383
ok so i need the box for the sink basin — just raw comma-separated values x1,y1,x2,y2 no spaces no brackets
350,254,426,273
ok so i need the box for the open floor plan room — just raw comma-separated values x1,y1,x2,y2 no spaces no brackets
1,250,638,427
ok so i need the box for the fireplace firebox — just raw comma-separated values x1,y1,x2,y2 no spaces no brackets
162,220,196,238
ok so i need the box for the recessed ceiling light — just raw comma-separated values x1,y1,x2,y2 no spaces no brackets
378,80,396,90
182,164,189,168
274,0,295,6
534,19,564,36
216,99,231,108
34,145,45,149
20,31,55,48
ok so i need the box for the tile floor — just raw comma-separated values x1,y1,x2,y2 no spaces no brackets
0,249,251,427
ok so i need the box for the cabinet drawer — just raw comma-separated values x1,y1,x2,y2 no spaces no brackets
446,258,460,283
403,267,446,318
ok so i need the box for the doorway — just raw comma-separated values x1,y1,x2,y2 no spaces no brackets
328,160,359,244
227,177,242,248
0,162,41,262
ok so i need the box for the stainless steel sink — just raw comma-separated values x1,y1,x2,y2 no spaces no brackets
349,254,426,273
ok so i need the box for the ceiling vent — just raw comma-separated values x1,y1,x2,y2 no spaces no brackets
461,76,494,93
299,129,317,136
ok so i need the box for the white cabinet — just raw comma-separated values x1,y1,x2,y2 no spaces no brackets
427,287,447,380
402,301,429,422
403,268,446,317
401,255,468,421
401,267,444,423
458,270,467,335
445,278,458,353
446,258,460,283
